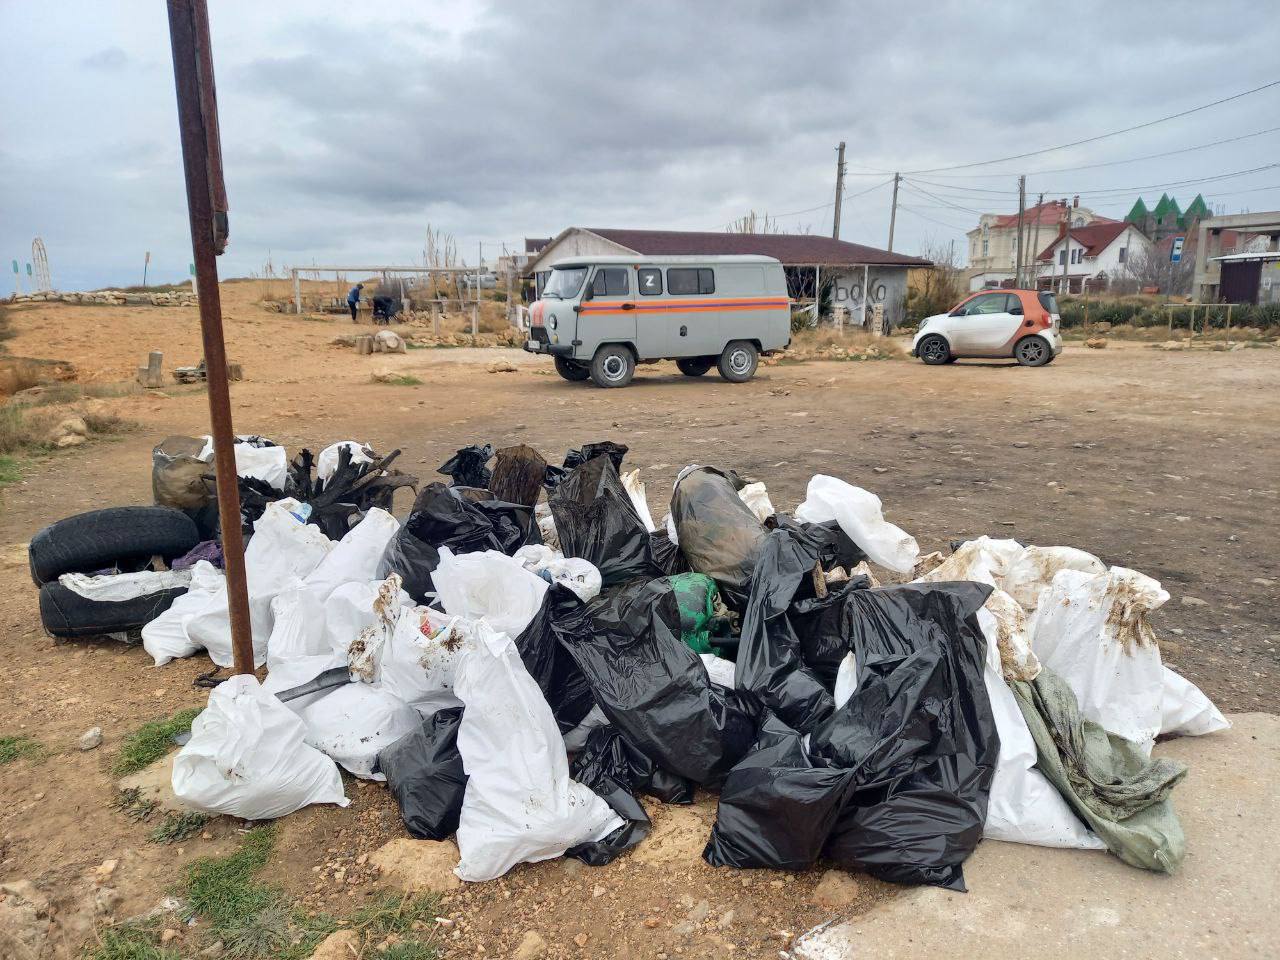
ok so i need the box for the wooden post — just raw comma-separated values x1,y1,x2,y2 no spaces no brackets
1189,304,1196,338
814,264,821,325
292,268,301,314
1226,302,1233,339
860,263,869,330
138,351,164,388
1167,305,1172,337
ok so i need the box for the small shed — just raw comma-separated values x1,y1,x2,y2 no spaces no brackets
523,227,931,330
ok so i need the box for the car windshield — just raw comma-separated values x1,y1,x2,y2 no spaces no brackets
542,266,588,300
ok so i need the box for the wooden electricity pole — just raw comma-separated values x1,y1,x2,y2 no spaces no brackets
1014,175,1026,287
1029,192,1044,290
887,172,901,252
832,141,847,240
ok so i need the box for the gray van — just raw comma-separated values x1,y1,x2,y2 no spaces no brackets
523,255,790,387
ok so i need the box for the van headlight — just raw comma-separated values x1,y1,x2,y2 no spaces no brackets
548,314,558,330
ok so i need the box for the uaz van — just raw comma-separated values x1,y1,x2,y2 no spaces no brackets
524,255,790,387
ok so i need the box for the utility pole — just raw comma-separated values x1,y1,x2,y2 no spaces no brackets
832,141,847,240
1060,201,1069,296
887,172,901,252
1029,192,1044,291
1014,175,1026,287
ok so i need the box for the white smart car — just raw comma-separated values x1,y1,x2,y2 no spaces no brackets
912,289,1063,366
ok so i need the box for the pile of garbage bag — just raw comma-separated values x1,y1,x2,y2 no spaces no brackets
27,437,1231,890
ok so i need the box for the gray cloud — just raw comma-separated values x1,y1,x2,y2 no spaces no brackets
2,0,1278,289
81,46,129,72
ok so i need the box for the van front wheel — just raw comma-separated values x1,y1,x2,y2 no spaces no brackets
718,341,758,383
554,356,591,381
590,345,635,388
677,358,713,377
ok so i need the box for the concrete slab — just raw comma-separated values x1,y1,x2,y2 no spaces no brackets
794,713,1279,960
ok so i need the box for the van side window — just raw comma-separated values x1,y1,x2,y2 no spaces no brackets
668,267,715,295
637,268,663,296
591,268,630,297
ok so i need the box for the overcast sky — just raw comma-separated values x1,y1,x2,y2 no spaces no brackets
2,0,1278,290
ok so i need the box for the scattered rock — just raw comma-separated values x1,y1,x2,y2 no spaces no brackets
77,726,103,751
811,869,861,909
1011,441,1030,448
488,359,518,374
369,838,462,893
1160,340,1187,351
512,930,547,959
1253,578,1275,588
308,928,361,960
55,433,87,448
94,859,118,882
574,932,590,948
1085,337,1108,349
94,886,121,916
1180,596,1209,608
687,899,711,923
160,928,181,944
717,910,735,929
0,881,49,958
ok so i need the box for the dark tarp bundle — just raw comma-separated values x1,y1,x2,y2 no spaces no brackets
548,456,658,586
557,577,759,790
544,441,629,491
1012,667,1187,873
375,706,467,841
437,443,494,488
670,467,768,608
735,525,838,732
513,585,596,734
704,582,999,891
378,482,535,602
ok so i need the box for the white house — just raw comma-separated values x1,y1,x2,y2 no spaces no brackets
1034,221,1152,293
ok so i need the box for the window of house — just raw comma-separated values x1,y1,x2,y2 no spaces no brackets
637,268,662,295
667,267,715,295
1118,246,1127,263
982,238,990,257
1070,248,1083,265
1058,249,1067,266
590,267,629,297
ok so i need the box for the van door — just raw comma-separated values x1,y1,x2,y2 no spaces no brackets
664,266,719,358
578,265,636,358
633,265,666,358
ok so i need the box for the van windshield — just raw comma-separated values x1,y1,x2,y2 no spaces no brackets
542,266,588,300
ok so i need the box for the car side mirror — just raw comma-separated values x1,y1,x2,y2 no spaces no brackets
582,285,595,301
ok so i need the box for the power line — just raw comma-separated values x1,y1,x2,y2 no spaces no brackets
901,181,989,215
769,177,895,220
897,205,972,232
902,78,1280,174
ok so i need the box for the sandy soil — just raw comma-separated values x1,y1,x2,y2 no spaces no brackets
0,284,1276,958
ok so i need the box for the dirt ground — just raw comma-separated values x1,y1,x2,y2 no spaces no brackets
0,284,1277,958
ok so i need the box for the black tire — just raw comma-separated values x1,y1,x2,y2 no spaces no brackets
554,356,590,381
1014,335,1052,367
717,341,758,383
590,344,635,388
918,334,951,365
945,355,959,364
39,581,187,639
28,506,200,586
676,358,714,377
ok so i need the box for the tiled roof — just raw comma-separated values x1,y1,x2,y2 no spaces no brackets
584,228,932,267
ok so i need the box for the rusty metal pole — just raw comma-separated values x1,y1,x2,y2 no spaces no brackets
167,0,255,675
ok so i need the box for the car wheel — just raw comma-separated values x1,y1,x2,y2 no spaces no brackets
918,334,950,365
717,341,758,383
554,356,590,381
28,506,201,586
945,355,959,364
590,345,635,388
676,358,713,377
1014,335,1052,367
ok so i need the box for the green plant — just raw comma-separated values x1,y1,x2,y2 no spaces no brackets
0,734,45,764
86,922,182,960
149,811,209,844
374,374,423,386
112,708,201,776
351,892,442,939
184,826,278,927
375,943,439,960
112,788,158,823
0,455,20,487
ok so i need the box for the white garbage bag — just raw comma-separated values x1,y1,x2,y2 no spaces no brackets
302,508,399,603
737,481,775,523
198,436,289,490
187,500,333,668
534,502,560,552
977,612,1106,849
513,544,602,602
172,674,348,819
793,475,919,573
142,561,224,666
621,469,657,533
301,681,419,780
1159,666,1230,738
316,440,375,482
261,651,347,714
913,538,1040,682
700,653,736,689
1029,566,1168,752
261,582,342,713
454,621,623,881
1001,545,1106,612
378,606,472,706
433,548,549,638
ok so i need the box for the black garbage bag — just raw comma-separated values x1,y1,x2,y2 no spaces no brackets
565,730,652,867
571,725,695,805
670,467,768,608
736,525,836,732
704,582,998,891
774,515,868,572
513,585,596,734
375,706,467,841
549,456,658,586
544,441,629,491
437,443,494,488
648,529,689,576
378,483,534,602
790,579,872,686
556,578,759,790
